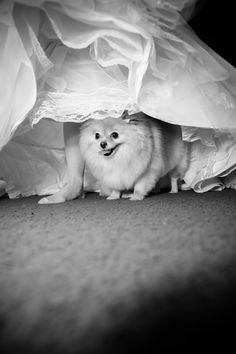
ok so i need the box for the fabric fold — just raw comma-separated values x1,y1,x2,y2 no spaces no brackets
1,0,236,196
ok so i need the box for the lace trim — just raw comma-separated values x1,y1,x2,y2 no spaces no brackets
28,92,140,124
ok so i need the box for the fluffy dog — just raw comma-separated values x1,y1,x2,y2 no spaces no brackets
79,112,189,200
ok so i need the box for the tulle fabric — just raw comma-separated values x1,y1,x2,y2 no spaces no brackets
4,0,236,129
0,0,236,197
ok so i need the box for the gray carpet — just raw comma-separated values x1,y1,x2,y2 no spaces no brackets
0,190,236,353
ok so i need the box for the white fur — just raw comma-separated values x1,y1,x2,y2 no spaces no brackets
79,113,189,200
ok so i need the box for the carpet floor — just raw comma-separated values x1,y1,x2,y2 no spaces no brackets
0,190,236,353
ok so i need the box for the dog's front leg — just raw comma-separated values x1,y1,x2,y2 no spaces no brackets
38,122,84,204
130,168,162,201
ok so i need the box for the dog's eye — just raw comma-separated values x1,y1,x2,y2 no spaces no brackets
111,132,119,139
95,133,100,140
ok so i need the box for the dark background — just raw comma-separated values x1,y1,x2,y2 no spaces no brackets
189,0,235,66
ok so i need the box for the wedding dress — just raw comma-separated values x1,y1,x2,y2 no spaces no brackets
0,0,236,198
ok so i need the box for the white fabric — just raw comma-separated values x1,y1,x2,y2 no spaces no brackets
0,0,236,197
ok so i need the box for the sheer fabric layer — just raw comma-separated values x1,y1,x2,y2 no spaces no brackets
0,0,236,197
4,0,236,129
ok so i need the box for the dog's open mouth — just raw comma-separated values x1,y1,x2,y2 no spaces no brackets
102,144,121,157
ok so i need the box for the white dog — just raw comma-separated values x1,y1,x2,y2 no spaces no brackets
79,112,189,200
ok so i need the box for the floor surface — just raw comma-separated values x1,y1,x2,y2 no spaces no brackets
0,190,236,353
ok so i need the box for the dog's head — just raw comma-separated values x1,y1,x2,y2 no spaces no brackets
79,112,150,160
80,117,125,158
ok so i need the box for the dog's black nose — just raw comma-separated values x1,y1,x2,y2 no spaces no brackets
100,141,107,149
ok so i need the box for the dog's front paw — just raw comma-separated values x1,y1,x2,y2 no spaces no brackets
129,194,145,201
106,195,120,200
106,190,120,200
122,192,145,200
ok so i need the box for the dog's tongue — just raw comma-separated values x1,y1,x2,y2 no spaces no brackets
104,149,112,156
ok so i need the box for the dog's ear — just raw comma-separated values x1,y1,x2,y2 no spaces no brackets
121,110,141,124
121,110,129,121
121,110,132,124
